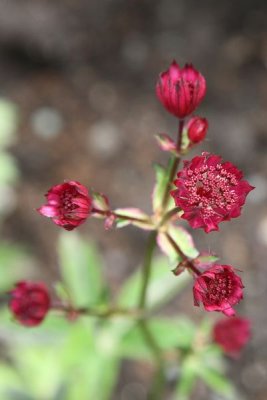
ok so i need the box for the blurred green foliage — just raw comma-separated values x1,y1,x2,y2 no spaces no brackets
0,102,236,398
0,232,236,400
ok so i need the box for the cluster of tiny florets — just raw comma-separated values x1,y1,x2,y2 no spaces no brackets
171,153,253,233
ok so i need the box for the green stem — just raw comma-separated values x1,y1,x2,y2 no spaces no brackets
137,232,166,398
92,208,153,226
158,206,181,228
139,320,165,400
52,304,143,318
160,155,180,212
160,119,184,212
138,231,157,309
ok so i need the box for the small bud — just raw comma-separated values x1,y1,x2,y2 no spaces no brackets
9,281,50,327
155,133,177,154
156,61,206,119
187,116,208,144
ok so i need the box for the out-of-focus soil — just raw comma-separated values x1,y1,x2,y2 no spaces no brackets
1,0,267,399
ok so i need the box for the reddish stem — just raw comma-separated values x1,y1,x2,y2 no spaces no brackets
165,232,201,276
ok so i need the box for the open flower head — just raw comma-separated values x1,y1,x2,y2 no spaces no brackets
213,317,251,357
9,281,50,327
37,181,92,231
171,153,254,233
193,264,244,316
156,61,206,118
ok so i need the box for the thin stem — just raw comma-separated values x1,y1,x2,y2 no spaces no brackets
160,119,184,212
138,231,157,309
165,232,201,276
92,208,152,225
160,156,179,212
139,320,165,400
158,206,181,227
137,231,166,398
177,118,185,150
52,304,143,319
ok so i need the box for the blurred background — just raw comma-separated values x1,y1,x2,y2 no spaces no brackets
0,0,267,399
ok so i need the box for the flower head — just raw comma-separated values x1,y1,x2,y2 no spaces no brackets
193,264,244,316
187,116,208,144
37,181,92,231
156,61,206,118
213,317,251,357
9,281,50,327
171,153,254,233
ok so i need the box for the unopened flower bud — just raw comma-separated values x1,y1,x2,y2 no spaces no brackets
187,116,208,144
156,61,206,119
9,281,50,327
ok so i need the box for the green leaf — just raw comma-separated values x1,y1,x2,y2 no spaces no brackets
175,355,200,400
91,191,110,212
155,133,177,153
61,322,119,400
157,225,199,263
197,367,234,398
117,255,191,310
0,364,24,397
169,225,199,259
152,160,173,213
58,232,105,307
114,208,153,230
195,254,218,264
65,353,119,400
118,317,196,360
181,126,190,152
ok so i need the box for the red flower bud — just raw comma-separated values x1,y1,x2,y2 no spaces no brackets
187,116,208,144
37,181,92,231
171,153,254,233
213,317,251,357
193,264,244,316
9,281,50,327
156,61,206,119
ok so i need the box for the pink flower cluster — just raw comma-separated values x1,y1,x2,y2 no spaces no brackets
157,60,253,330
37,181,92,231
213,317,251,357
171,153,254,233
193,264,244,316
9,281,50,327
3,58,253,349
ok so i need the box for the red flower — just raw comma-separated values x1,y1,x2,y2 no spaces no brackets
193,264,244,316
213,317,251,357
171,153,254,233
156,61,206,119
187,116,208,144
9,281,50,327
37,181,92,231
